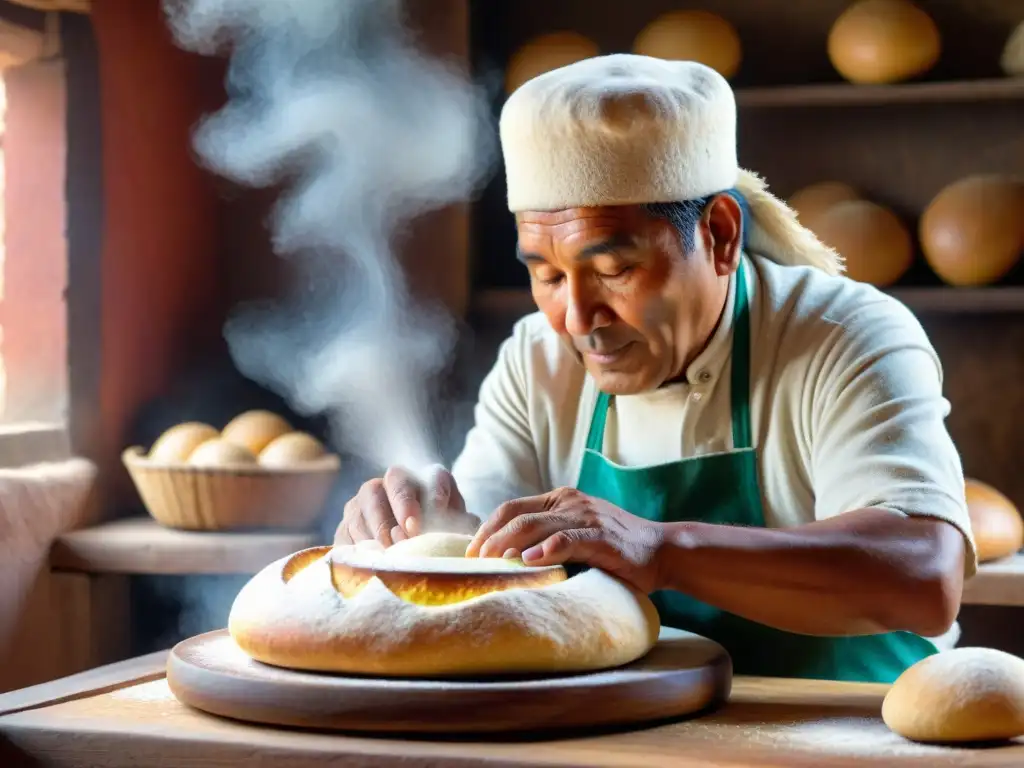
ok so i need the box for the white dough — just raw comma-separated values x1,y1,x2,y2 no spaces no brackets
384,532,473,559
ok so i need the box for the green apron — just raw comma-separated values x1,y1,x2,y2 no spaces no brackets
575,259,938,683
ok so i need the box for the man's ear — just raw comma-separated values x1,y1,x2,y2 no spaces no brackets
704,193,743,276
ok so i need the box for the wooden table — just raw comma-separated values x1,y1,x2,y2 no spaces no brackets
2,652,1024,767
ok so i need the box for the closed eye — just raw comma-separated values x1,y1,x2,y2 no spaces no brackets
602,265,635,279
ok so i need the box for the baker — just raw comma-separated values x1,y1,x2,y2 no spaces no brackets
334,54,977,683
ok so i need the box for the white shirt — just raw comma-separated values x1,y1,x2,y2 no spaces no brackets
451,253,977,580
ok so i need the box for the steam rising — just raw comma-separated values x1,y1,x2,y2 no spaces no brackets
162,0,495,483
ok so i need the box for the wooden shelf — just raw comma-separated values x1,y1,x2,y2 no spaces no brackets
963,554,1024,608
50,518,320,576
44,520,1024,609
887,287,1024,313
470,286,1024,323
735,78,1024,108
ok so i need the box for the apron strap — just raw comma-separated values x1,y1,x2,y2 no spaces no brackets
583,258,754,455
585,392,611,452
730,258,753,451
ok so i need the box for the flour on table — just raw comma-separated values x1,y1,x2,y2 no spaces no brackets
693,715,992,758
110,680,175,703
757,718,946,756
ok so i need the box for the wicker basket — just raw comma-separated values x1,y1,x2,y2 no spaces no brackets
122,446,341,531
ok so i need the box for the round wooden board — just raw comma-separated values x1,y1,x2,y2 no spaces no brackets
166,627,732,734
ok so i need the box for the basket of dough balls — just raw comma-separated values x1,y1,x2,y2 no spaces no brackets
122,410,341,531
228,531,661,677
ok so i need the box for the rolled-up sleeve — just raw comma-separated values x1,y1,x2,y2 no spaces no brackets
451,323,544,521
809,300,978,577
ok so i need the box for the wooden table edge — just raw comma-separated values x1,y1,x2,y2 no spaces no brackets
0,650,169,718
0,652,894,722
9,660,1024,768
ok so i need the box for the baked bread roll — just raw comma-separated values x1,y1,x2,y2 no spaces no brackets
883,647,1024,743
966,479,1023,563
229,533,661,677
827,0,941,85
812,199,913,286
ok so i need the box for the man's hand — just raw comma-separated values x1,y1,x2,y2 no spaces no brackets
334,465,477,547
465,487,666,593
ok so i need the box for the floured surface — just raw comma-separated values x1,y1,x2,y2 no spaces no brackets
109,680,177,704
5,672,1024,767
686,713,988,760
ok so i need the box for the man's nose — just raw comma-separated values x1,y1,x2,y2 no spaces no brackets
564,280,611,337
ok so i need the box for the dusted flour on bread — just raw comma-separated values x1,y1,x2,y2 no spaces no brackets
882,647,1024,743
228,533,660,677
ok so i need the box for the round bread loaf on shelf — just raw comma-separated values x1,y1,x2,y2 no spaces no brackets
632,10,742,80
919,174,1024,287
812,199,913,286
827,0,941,85
965,479,1023,563
505,32,599,95
787,181,861,232
228,533,661,677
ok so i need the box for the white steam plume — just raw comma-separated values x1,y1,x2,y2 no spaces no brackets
161,0,496,492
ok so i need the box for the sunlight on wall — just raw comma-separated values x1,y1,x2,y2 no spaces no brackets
0,76,8,420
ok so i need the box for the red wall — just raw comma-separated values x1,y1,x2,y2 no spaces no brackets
91,0,226,504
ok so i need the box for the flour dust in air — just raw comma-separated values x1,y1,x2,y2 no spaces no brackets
161,0,496,503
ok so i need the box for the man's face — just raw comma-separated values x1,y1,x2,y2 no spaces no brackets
515,201,738,394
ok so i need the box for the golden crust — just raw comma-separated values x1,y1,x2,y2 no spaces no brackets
330,559,567,607
282,546,332,581
228,536,660,677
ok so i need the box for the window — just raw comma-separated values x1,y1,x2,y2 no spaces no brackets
0,6,71,466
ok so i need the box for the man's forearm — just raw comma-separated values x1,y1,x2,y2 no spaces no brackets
654,508,966,637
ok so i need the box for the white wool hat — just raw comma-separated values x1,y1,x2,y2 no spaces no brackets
500,54,843,275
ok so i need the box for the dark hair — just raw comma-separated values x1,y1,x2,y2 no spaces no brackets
640,189,749,253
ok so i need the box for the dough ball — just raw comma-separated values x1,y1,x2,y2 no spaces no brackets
505,31,599,94
813,199,914,286
384,532,474,559
882,647,1024,743
966,479,1023,563
221,410,293,455
149,422,220,463
919,174,1024,287
258,431,328,468
353,539,385,555
827,0,941,85
632,10,742,80
187,438,258,468
788,181,862,231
